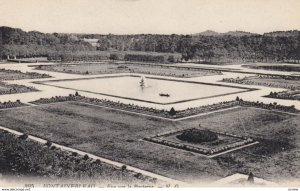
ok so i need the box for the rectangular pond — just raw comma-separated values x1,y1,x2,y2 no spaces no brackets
40,75,253,105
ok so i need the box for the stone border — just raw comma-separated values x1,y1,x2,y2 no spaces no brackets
33,75,257,105
143,128,257,158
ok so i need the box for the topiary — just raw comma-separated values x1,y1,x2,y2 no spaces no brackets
169,107,176,116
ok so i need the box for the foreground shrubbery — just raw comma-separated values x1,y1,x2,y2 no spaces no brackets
0,130,157,184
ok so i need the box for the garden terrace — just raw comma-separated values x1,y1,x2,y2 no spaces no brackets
0,130,158,185
0,68,51,80
35,62,222,78
0,101,299,182
0,81,38,95
222,75,300,90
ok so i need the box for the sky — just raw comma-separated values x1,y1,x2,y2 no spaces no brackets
0,0,299,34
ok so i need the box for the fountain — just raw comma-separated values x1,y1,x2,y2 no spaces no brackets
139,76,147,87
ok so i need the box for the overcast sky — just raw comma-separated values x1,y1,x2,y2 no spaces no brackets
0,0,299,34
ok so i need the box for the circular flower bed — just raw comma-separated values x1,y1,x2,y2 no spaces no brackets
176,129,218,143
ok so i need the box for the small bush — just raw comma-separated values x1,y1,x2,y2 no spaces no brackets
121,165,127,171
169,107,176,116
134,173,143,179
94,159,101,164
50,145,57,150
83,154,89,160
45,140,52,147
19,134,28,140
71,152,78,156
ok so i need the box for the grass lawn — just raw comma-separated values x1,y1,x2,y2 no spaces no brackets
0,101,299,183
35,62,221,78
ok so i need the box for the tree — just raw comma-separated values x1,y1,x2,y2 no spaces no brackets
121,165,127,171
169,107,176,116
247,172,254,183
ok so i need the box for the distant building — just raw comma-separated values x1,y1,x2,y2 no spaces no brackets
82,38,99,47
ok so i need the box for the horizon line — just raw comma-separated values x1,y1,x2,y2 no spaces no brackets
1,25,300,36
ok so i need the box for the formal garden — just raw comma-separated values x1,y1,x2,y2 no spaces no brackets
30,94,298,120
0,99,299,182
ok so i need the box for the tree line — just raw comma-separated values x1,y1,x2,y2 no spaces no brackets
1,26,300,63
0,26,95,59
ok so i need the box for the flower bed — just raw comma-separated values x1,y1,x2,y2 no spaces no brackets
238,99,298,113
0,100,27,109
144,128,256,157
222,75,300,90
0,82,38,95
0,68,51,80
30,94,85,105
79,98,239,119
265,90,300,101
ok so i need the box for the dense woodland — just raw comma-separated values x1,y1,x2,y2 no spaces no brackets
1,26,300,63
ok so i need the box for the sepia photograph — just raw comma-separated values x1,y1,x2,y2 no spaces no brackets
0,0,299,190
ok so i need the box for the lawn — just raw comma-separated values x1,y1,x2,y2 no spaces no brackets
0,101,299,183
35,62,221,78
